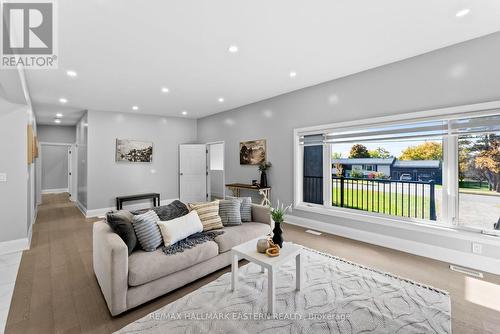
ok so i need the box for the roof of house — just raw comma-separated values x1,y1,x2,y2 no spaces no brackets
393,160,441,168
332,158,395,165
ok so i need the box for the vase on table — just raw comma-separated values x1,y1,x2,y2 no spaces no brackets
260,171,268,188
272,221,283,248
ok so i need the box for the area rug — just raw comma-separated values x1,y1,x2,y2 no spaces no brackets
116,247,451,334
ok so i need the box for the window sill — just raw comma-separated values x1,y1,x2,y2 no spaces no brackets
294,203,500,246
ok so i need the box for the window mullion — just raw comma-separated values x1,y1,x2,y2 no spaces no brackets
323,141,332,207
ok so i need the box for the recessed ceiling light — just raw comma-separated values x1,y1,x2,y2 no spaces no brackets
456,8,470,17
59,98,67,104
228,45,239,53
161,87,169,93
132,106,139,111
55,113,63,118
66,70,77,77
54,119,61,124
181,111,188,116
218,97,224,103
289,71,297,78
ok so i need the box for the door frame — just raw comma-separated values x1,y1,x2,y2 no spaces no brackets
39,142,76,197
206,141,225,200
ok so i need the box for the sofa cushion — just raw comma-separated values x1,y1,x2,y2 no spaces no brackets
132,211,162,252
106,210,137,255
219,199,242,226
157,211,203,247
214,223,271,253
189,201,223,231
128,240,219,286
227,196,252,222
131,200,189,220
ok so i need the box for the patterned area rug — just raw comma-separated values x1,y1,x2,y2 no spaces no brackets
116,247,451,334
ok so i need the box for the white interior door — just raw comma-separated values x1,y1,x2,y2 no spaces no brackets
179,144,207,203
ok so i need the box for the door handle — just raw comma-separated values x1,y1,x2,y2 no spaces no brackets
179,173,183,176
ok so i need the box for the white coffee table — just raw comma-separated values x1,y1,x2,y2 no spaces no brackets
231,237,303,314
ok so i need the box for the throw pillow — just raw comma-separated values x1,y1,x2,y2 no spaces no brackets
188,201,223,231
227,196,252,222
130,200,189,220
132,210,162,251
154,200,189,220
106,210,137,255
219,199,242,226
157,211,203,246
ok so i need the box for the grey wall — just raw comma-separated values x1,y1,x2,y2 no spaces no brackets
41,145,68,190
197,32,500,259
37,125,76,143
76,113,88,209
0,105,28,242
86,110,197,210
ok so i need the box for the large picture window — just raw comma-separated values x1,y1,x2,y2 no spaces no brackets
295,109,500,234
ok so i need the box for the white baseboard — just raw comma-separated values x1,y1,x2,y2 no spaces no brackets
76,200,87,217
42,188,69,194
85,198,178,218
0,237,30,256
285,214,500,276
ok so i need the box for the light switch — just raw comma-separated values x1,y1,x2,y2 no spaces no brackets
0,173,6,182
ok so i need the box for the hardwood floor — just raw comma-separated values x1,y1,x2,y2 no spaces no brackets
5,193,500,333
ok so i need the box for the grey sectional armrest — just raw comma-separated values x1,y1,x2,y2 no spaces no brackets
92,221,128,316
251,204,271,225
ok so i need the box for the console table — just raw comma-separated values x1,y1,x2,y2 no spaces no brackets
116,193,160,210
225,183,271,206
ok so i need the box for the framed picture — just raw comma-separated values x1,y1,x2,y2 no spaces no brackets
116,139,153,163
240,139,266,165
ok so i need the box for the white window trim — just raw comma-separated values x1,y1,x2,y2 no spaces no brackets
293,100,500,239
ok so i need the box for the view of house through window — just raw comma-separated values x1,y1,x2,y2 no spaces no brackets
299,114,500,231
330,138,443,222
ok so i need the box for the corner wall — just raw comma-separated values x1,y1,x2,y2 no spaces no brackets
196,32,500,273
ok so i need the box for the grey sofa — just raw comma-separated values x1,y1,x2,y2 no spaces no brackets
93,204,271,316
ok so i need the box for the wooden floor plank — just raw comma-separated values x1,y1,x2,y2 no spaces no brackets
5,193,500,334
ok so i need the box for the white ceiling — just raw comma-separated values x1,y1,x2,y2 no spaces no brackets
24,0,500,125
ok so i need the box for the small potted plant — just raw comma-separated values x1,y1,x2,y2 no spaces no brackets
270,200,291,248
258,161,272,188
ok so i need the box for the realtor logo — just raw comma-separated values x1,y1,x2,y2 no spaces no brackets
1,0,57,68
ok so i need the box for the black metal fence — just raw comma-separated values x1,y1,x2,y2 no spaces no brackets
332,176,436,221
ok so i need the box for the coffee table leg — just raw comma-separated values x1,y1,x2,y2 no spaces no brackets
268,268,275,314
296,252,302,291
231,252,238,291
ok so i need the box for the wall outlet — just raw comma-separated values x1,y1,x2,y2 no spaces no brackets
0,173,6,182
472,242,483,254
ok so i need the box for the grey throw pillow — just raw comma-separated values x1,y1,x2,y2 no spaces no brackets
131,200,189,221
106,210,137,255
227,196,252,222
219,199,242,226
132,211,163,251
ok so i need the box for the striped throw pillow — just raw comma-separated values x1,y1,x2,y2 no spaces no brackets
219,199,242,226
189,201,223,231
227,196,252,222
132,211,162,251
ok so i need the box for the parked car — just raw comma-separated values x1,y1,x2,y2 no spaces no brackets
400,173,412,181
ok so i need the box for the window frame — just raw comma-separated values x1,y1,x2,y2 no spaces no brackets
293,101,500,235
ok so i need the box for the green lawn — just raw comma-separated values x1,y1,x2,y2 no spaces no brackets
332,187,435,220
